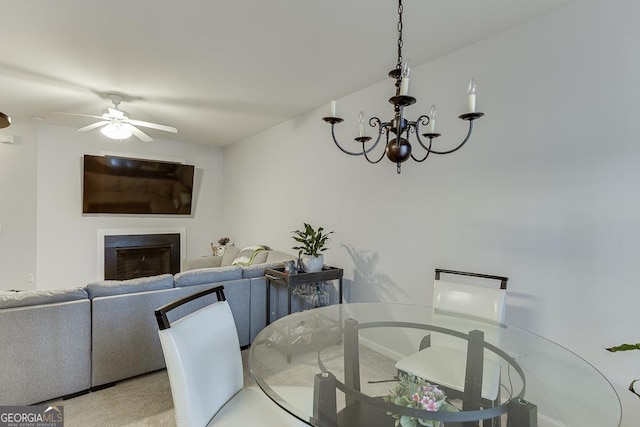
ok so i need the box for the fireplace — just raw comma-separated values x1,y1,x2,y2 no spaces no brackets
104,233,181,280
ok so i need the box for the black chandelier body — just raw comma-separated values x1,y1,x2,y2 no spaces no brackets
322,0,484,174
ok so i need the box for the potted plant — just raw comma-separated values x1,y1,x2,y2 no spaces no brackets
291,223,334,272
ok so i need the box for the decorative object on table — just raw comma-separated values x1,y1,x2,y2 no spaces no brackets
383,373,459,427
605,342,640,398
210,242,217,256
283,260,298,275
291,223,334,273
217,237,230,256
322,0,484,174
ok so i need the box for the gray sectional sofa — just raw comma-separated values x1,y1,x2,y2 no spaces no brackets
0,288,91,406
0,247,296,406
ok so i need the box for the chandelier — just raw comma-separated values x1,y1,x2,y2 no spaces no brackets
322,0,484,174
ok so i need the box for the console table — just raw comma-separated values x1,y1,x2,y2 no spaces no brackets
265,266,343,325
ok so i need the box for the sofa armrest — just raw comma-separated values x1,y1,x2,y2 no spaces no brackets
0,299,91,405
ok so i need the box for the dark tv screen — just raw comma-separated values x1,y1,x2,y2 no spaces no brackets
83,154,195,215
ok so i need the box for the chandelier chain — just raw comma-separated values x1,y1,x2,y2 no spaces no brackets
396,0,404,70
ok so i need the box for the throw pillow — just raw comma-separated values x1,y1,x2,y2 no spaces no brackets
232,245,268,266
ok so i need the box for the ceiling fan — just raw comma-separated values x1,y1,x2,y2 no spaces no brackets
56,94,177,142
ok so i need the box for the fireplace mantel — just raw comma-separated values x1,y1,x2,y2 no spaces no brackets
96,228,186,281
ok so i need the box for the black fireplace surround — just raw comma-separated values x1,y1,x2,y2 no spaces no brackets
104,233,180,280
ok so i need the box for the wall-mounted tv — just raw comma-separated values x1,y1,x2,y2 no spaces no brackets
83,154,195,215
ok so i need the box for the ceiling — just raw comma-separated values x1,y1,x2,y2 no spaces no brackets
0,0,572,147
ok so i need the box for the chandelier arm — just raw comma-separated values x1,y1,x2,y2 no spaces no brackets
427,120,475,155
411,135,433,163
410,115,432,162
329,123,366,156
412,116,429,148
363,149,387,164
360,117,386,155
363,131,389,164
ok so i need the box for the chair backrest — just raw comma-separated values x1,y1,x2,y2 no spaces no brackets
155,286,243,427
432,269,508,350
433,268,508,321
433,281,507,322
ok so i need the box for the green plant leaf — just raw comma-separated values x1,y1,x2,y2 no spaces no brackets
400,415,417,427
606,343,640,352
440,403,460,412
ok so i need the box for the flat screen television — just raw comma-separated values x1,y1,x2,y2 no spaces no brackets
83,154,195,215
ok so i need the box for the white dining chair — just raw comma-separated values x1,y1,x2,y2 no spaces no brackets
394,269,508,427
154,286,309,427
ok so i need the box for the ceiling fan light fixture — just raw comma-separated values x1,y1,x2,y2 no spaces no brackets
101,123,132,140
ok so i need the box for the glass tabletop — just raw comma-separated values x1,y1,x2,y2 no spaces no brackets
249,303,621,427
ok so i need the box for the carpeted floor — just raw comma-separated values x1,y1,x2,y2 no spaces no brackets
44,350,255,427
44,347,470,427
49,369,175,427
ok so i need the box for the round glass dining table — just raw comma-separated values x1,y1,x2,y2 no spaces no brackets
249,303,621,427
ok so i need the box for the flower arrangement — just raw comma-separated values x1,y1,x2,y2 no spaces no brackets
383,373,458,427
218,237,230,246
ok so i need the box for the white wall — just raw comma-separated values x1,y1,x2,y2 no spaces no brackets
0,122,224,290
0,124,38,290
222,0,639,424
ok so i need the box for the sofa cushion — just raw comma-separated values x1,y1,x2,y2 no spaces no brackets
221,246,241,267
251,249,269,265
232,245,268,266
266,250,296,264
174,265,243,287
0,288,88,309
86,274,174,299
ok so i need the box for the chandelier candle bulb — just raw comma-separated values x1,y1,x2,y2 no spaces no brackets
358,111,365,137
400,60,411,95
400,78,410,95
428,104,437,133
467,78,477,113
330,101,337,117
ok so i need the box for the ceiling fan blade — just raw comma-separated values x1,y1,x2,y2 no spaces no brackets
47,111,104,120
125,124,153,142
76,121,110,132
128,119,177,133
